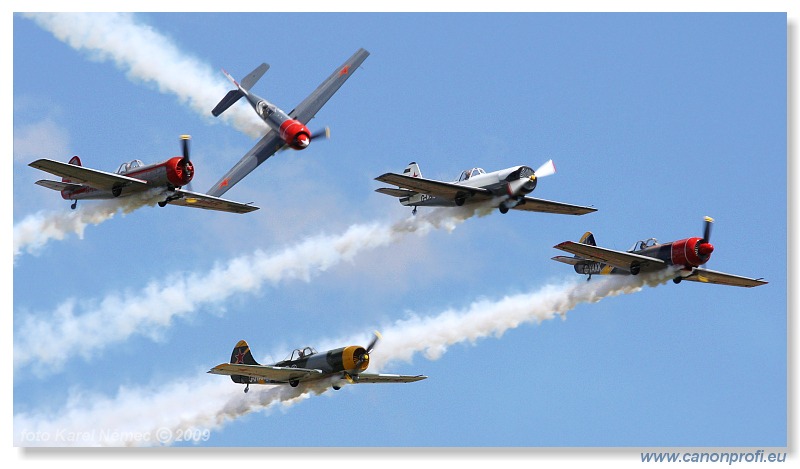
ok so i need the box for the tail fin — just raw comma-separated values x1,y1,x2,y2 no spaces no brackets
403,162,422,178
211,63,269,117
64,156,82,183
230,340,260,366
578,231,596,246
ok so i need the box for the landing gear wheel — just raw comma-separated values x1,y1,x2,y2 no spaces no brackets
630,263,641,275
70,200,77,210
158,201,168,207
455,195,466,206
499,204,509,214
112,186,122,198
289,380,299,388
333,385,341,391
672,277,682,284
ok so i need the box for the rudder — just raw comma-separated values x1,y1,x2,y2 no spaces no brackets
64,156,82,183
578,231,596,246
230,340,260,365
403,162,422,178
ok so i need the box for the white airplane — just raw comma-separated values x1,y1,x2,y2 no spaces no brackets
375,160,596,215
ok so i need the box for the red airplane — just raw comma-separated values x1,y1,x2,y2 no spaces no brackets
29,135,258,214
552,217,767,287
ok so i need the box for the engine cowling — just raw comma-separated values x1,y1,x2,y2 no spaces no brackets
279,119,312,150
504,166,537,196
671,237,714,267
342,345,370,372
165,156,194,187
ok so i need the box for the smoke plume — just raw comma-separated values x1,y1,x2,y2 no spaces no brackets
14,206,481,372
23,12,266,138
13,188,168,259
13,269,676,446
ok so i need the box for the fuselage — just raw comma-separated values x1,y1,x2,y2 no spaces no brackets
232,345,369,386
61,156,193,201
574,237,714,276
401,165,537,208
245,90,312,150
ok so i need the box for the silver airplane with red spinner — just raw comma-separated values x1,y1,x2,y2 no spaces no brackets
207,48,370,197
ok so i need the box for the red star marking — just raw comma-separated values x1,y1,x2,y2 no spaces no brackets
220,178,229,187
235,350,246,364
339,65,350,76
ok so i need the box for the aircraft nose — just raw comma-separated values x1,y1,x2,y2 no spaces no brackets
698,242,714,256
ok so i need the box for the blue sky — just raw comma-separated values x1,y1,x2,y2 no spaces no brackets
7,8,790,461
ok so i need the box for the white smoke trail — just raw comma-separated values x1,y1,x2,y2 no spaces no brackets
13,205,480,372
23,12,266,138
13,188,168,259
12,269,676,447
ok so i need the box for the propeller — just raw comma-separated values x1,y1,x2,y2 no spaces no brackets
698,216,715,263
345,331,382,384
178,135,195,189
310,126,331,141
534,159,557,178
358,330,381,367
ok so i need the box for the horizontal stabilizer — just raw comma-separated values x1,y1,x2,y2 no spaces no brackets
240,63,269,91
212,89,245,117
375,187,416,198
551,255,586,266
34,179,84,192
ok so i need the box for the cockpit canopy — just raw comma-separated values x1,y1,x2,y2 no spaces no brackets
116,159,144,174
629,238,658,252
286,346,317,361
458,167,486,182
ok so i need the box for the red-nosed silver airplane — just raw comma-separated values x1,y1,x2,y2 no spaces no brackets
29,135,258,214
206,48,370,197
375,160,597,216
552,217,767,287
208,332,426,393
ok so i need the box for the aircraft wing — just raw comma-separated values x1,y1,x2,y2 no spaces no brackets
208,363,323,382
288,48,370,124
29,159,148,192
205,131,285,197
553,241,667,273
168,189,259,214
681,267,768,288
355,373,428,384
513,196,597,215
375,173,493,199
